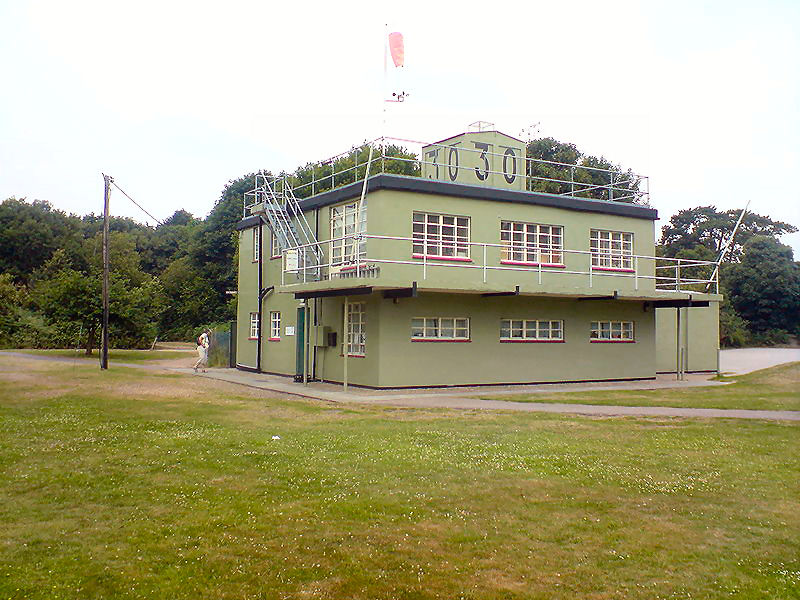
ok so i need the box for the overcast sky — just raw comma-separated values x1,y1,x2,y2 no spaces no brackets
1,0,798,255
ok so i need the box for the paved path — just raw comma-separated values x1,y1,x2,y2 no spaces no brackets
169,367,796,421
719,347,800,374
5,351,798,421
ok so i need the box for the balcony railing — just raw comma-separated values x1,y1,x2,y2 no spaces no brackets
279,234,719,294
244,135,650,218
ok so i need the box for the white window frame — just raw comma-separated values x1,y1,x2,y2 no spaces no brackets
249,312,259,339
270,231,281,259
252,227,260,262
590,321,635,342
411,317,470,341
269,311,281,340
500,319,564,342
344,302,366,356
500,221,563,265
590,230,634,270
330,200,367,269
412,212,471,260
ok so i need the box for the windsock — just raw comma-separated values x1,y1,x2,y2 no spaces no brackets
388,32,404,67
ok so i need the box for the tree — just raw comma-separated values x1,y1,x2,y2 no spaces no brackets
0,198,84,282
724,236,800,334
289,143,419,199
526,138,643,204
659,206,797,260
33,266,165,353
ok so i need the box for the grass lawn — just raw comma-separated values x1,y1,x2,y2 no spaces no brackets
0,356,798,599
14,348,193,362
483,362,800,412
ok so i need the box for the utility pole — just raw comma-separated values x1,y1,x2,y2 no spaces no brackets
101,173,112,370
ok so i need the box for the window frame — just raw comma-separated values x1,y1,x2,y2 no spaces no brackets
590,229,634,271
344,302,366,357
499,319,564,343
411,317,471,342
252,227,260,262
270,232,281,259
269,311,281,341
249,312,259,340
412,212,471,261
500,221,564,267
590,320,635,343
330,200,367,268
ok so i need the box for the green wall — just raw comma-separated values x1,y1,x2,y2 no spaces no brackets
655,304,720,373
375,293,654,387
237,180,718,387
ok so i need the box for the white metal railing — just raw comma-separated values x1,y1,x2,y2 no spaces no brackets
280,234,718,294
244,136,650,218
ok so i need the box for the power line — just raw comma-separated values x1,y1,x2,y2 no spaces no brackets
110,180,164,226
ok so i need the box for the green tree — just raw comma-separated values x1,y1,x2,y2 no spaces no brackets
724,237,800,334
0,273,25,347
0,198,84,282
525,138,642,204
33,267,165,353
659,206,797,260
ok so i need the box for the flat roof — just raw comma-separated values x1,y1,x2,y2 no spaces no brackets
298,173,659,220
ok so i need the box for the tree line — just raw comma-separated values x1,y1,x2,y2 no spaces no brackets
0,140,797,350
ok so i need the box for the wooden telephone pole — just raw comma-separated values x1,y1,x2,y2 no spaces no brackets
101,174,112,370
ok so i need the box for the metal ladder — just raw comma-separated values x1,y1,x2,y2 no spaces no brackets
252,173,323,280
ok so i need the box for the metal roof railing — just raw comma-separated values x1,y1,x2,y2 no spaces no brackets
244,136,650,217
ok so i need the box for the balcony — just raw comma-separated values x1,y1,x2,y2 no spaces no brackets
277,234,720,301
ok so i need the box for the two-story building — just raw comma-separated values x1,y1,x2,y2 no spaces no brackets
234,129,720,388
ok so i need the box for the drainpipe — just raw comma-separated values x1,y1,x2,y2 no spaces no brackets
343,295,348,391
256,218,264,372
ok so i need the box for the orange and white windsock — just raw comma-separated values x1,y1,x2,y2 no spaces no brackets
388,32,404,67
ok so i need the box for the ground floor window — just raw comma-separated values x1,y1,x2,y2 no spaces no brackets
345,302,366,356
269,311,281,340
411,317,470,341
590,320,634,342
500,319,563,341
249,312,259,339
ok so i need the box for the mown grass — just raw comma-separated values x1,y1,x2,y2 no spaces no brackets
0,356,798,599
484,362,800,412
14,349,193,362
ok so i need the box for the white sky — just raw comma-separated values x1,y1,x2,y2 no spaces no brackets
1,0,798,255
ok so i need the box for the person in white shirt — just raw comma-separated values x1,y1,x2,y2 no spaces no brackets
194,329,210,373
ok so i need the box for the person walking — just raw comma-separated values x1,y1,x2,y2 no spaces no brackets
194,329,210,373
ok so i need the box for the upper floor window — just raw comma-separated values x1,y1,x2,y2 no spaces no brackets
500,319,563,342
411,317,470,341
331,200,367,266
252,227,260,262
590,321,634,342
501,221,563,265
270,231,280,258
412,212,470,259
590,229,633,270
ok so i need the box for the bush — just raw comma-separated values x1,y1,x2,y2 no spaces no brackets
749,329,791,347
